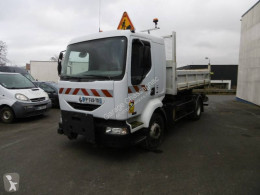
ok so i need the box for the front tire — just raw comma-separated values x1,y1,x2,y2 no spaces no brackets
0,106,15,123
143,113,165,150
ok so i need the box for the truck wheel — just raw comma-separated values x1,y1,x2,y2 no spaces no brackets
67,132,78,140
0,106,15,123
190,99,202,120
143,113,165,150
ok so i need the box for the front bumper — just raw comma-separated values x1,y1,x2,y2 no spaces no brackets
58,110,146,147
12,99,52,118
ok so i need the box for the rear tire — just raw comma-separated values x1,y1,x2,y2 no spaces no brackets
190,99,202,120
0,106,15,123
143,113,165,150
67,132,78,140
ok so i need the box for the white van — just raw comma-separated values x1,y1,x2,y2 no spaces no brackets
0,72,52,123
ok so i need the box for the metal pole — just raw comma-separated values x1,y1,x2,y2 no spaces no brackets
172,31,176,64
99,0,101,32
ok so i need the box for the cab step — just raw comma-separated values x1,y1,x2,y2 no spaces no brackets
129,121,144,133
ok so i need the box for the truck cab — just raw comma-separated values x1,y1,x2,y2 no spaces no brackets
58,30,209,149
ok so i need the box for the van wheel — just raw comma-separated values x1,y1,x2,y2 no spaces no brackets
0,106,15,123
143,113,165,150
190,99,202,120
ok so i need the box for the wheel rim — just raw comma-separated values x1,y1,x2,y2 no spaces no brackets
150,123,161,139
3,111,11,120
197,105,201,116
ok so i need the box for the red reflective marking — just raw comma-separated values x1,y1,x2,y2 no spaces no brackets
73,88,80,95
59,88,64,94
101,90,112,97
141,85,148,91
65,88,71,94
128,87,132,94
133,86,140,92
81,89,89,96
91,89,100,97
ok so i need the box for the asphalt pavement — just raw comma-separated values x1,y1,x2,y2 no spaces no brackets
0,95,259,195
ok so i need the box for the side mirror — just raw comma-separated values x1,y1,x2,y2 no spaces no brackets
57,51,65,76
79,51,88,58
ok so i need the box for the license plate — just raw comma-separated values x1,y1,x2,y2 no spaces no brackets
79,97,103,105
36,105,46,110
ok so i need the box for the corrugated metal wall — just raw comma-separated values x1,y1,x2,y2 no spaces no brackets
237,2,260,106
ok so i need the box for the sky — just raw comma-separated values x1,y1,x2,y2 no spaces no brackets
0,0,257,67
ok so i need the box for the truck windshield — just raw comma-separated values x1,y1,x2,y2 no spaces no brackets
61,37,127,80
0,74,36,89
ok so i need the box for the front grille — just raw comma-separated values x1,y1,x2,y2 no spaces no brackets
30,97,46,102
34,104,47,108
68,102,101,111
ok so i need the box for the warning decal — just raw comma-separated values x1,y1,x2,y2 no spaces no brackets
129,100,135,113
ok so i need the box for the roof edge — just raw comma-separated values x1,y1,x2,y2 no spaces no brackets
242,0,260,17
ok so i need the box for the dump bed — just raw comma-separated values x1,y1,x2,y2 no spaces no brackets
164,32,210,95
166,61,210,95
176,69,210,90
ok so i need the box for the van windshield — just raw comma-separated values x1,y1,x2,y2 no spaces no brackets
61,37,127,81
23,73,35,81
0,74,36,89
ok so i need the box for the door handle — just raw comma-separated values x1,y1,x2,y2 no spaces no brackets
150,87,155,96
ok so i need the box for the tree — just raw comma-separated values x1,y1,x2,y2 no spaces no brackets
0,41,8,66
50,55,58,61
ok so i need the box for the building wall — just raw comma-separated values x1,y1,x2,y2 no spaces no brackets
30,61,59,82
237,2,260,106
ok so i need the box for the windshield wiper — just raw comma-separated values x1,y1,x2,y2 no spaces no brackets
61,75,82,81
83,74,112,80
8,87,34,89
61,75,113,81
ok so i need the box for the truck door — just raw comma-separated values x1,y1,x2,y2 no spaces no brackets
127,38,155,118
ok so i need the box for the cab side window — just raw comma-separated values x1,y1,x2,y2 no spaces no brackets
131,39,151,85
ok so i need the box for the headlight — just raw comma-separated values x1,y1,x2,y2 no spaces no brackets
105,127,128,135
44,92,49,100
15,93,30,101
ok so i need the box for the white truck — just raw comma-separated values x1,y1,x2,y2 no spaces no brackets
57,30,210,149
